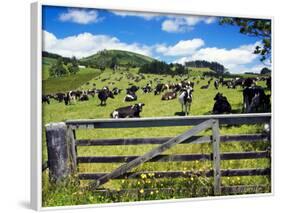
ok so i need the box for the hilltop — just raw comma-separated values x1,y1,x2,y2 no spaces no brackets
80,49,155,68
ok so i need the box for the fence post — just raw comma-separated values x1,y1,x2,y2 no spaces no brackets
45,122,71,182
211,119,221,195
66,127,77,172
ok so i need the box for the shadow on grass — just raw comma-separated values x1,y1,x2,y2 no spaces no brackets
174,112,186,116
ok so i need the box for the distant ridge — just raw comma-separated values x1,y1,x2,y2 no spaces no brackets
80,49,155,68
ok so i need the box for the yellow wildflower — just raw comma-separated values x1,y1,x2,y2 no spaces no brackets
150,191,154,195
141,174,147,179
140,189,144,194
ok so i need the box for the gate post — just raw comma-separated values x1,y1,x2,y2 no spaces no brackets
45,122,72,182
66,127,77,172
211,119,221,195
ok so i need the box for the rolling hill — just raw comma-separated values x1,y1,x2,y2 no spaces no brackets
80,49,155,68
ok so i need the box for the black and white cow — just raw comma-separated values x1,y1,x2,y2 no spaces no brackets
243,86,270,113
142,84,152,93
98,88,114,106
178,86,193,116
124,91,137,102
112,87,122,95
110,103,145,118
214,80,219,90
212,93,232,114
154,83,165,95
243,78,256,88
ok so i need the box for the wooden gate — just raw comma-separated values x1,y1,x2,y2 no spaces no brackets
43,113,271,196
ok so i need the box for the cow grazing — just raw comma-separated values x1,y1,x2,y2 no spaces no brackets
212,93,232,114
124,91,137,102
42,95,50,104
98,88,114,106
178,87,193,116
161,91,177,100
110,103,145,118
243,86,270,113
214,80,219,90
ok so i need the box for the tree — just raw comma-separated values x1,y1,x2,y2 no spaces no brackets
260,67,271,75
175,63,185,75
110,56,118,71
219,18,271,63
49,57,68,77
68,56,79,74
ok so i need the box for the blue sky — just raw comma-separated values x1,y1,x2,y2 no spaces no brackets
42,5,271,73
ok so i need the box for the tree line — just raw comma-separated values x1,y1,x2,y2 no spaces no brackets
139,61,188,76
49,56,79,78
138,60,226,76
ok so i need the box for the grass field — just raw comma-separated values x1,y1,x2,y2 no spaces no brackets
42,68,271,207
42,57,101,94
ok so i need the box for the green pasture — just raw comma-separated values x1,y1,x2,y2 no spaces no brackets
42,68,271,207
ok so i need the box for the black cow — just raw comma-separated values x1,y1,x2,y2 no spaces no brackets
212,93,232,114
200,83,210,89
55,93,65,102
79,94,89,101
233,78,244,87
243,86,270,113
161,91,177,100
98,88,114,106
126,85,139,94
110,103,145,118
42,95,50,104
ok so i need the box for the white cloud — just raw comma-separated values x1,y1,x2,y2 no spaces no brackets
155,38,205,56
111,10,160,20
162,15,216,33
174,42,262,73
59,9,102,24
42,31,152,59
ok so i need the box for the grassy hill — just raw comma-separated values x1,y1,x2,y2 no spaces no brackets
80,49,155,67
188,67,216,77
42,56,101,94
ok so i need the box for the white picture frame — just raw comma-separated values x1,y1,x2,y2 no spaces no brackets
31,1,273,210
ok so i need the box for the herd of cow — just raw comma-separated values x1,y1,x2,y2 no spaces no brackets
42,75,271,118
